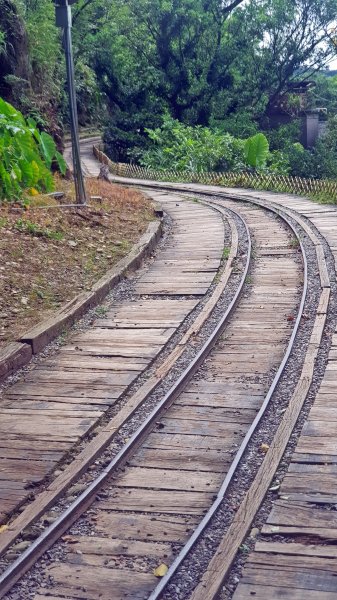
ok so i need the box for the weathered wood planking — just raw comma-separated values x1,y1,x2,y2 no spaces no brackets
35,197,301,600
0,197,223,522
135,199,223,295
82,160,337,600
214,193,337,600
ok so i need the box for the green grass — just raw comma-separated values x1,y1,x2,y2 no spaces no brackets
288,237,300,249
95,306,108,317
14,218,64,240
222,246,230,259
309,192,337,205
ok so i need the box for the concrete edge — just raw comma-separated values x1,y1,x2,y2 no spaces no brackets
0,216,162,381
0,343,33,383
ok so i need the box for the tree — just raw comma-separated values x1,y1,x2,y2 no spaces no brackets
230,0,337,115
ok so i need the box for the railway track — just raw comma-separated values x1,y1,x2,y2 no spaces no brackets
0,143,336,600
0,193,226,525
1,182,329,600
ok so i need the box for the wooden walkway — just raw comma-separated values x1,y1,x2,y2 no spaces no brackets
5,147,337,600
31,204,301,600
0,195,224,523
96,172,337,599
229,193,337,600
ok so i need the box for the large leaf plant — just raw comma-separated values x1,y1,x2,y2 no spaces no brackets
0,98,67,202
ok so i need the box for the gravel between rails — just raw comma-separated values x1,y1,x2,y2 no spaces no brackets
1,195,299,600
0,199,231,528
3,191,327,600
219,202,337,600
156,195,331,600
0,200,247,584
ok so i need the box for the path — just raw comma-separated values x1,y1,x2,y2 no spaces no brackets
0,178,224,522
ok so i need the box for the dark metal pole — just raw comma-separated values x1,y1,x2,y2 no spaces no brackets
56,0,87,204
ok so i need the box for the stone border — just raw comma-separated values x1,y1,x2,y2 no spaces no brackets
0,343,32,382
0,217,162,381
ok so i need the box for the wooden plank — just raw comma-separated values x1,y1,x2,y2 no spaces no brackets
24,370,137,386
166,404,257,424
144,432,239,451
159,417,247,437
115,466,222,492
65,535,172,560
39,357,147,371
296,436,337,455
246,551,337,572
97,488,212,514
175,391,262,409
266,499,337,528
93,512,197,543
281,472,337,497
240,566,337,592
255,541,337,558
129,446,231,472
5,383,125,399
262,524,337,540
40,564,155,600
233,583,337,599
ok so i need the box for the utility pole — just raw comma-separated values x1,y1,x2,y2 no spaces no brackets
55,0,87,204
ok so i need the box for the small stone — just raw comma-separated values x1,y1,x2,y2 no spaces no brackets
69,483,87,495
43,516,57,525
249,527,259,538
6,551,19,561
68,240,77,247
22,526,40,541
12,541,31,552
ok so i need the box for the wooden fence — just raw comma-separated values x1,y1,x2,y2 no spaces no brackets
93,145,337,199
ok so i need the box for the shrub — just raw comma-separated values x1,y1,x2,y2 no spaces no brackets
0,97,66,202
140,115,246,172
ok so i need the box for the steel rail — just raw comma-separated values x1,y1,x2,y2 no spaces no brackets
147,193,309,600
0,202,251,598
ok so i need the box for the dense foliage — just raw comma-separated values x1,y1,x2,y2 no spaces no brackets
0,98,66,201
1,0,337,189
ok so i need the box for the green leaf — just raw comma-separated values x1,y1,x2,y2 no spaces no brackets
39,131,56,167
19,159,34,186
54,150,67,175
244,133,269,169
0,98,25,124
31,160,40,184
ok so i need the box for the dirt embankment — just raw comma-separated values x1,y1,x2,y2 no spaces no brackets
0,178,154,347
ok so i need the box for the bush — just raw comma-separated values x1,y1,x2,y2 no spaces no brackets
0,98,66,202
140,115,246,172
311,117,337,179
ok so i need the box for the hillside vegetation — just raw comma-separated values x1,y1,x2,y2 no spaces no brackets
1,0,337,189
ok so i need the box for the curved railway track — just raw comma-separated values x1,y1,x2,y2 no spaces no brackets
0,169,334,599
